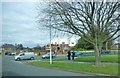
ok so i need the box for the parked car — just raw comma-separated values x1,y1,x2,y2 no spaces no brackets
5,52,12,55
74,51,81,57
67,51,81,57
101,50,110,54
15,52,35,61
11,52,16,56
42,53,56,59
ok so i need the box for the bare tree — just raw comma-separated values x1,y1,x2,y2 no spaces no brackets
38,1,120,66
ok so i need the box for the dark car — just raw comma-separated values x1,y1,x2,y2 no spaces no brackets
67,51,81,57
101,50,110,54
5,52,12,55
42,53,56,59
74,52,81,57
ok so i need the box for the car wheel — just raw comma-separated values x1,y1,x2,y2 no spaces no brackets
30,57,34,60
16,58,20,61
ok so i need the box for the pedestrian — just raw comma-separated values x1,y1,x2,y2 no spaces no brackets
72,51,75,60
39,52,41,56
68,51,71,60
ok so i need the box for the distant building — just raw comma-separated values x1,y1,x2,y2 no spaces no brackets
44,37,79,54
2,44,15,52
110,43,120,50
51,37,78,47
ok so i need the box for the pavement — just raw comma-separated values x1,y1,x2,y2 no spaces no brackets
52,61,119,65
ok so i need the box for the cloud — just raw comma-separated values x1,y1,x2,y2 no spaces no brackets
2,2,79,48
2,2,49,47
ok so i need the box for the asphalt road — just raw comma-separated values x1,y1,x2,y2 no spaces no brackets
0,55,2,77
2,55,94,76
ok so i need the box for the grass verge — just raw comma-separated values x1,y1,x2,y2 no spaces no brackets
26,61,119,76
75,55,119,63
42,55,119,63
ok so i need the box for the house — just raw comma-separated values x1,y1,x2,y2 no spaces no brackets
51,37,78,47
44,37,79,54
2,44,15,52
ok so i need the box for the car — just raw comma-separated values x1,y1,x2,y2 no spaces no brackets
74,51,81,57
5,52,12,55
15,52,35,61
42,53,56,59
101,50,110,54
67,51,81,57
11,52,16,56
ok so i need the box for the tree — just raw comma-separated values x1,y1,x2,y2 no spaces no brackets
74,35,114,50
19,44,23,50
74,37,94,50
15,44,24,51
38,2,120,66
34,45,42,52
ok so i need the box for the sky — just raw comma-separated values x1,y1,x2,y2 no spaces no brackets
1,2,79,48
2,2,51,48
1,1,119,48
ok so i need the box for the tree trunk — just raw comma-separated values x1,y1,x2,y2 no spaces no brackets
94,44,101,66
105,42,108,50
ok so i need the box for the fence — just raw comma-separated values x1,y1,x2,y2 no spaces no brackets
80,50,119,56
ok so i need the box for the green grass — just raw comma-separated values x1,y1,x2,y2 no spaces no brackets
34,55,41,58
75,55,119,63
42,55,119,63
26,61,119,76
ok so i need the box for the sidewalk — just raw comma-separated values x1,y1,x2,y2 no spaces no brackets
39,60,119,65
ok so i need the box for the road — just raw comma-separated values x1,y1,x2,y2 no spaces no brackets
0,55,2,77
2,55,94,76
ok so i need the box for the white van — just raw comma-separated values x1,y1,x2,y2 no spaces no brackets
15,52,35,61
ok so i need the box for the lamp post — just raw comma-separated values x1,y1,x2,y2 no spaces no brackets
50,24,52,64
49,2,52,64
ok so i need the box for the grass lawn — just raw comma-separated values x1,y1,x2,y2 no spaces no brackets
34,55,41,58
42,55,119,63
75,55,119,63
26,61,119,76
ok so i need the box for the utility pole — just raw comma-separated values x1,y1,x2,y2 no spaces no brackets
49,2,52,64
50,24,52,64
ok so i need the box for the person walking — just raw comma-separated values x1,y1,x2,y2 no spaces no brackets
68,51,71,60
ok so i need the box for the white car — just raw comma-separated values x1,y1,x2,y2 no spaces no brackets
15,52,35,61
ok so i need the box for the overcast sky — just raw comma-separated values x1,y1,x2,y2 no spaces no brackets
2,2,51,48
2,1,119,48
2,2,79,48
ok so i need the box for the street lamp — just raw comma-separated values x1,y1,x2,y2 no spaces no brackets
50,24,52,64
49,2,52,64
